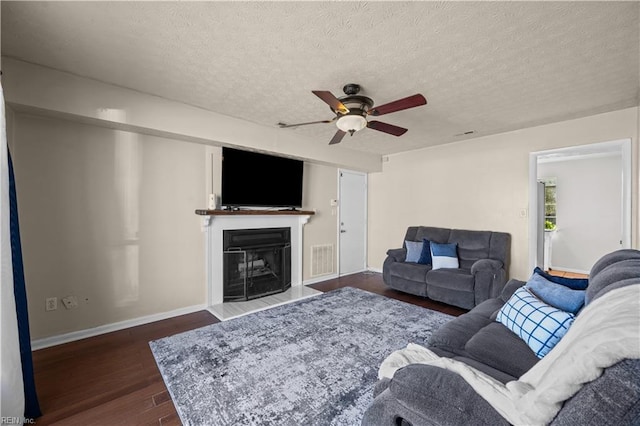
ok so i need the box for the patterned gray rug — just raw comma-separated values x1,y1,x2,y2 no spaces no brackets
150,286,453,426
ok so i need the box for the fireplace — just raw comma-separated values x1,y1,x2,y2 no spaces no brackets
198,210,313,308
223,228,291,301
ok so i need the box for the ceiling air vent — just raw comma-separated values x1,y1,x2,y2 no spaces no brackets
454,130,476,137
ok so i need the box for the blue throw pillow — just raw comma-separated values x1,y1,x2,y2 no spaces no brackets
533,267,588,290
405,240,423,263
418,239,432,265
525,273,586,314
496,287,574,358
431,242,459,270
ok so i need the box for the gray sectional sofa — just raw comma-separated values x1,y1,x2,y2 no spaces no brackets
383,226,511,309
363,249,640,425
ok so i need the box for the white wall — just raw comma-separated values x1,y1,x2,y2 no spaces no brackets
3,58,382,173
538,154,623,273
5,105,14,152
368,107,638,280
302,163,338,280
5,59,638,337
12,114,207,339
11,113,341,339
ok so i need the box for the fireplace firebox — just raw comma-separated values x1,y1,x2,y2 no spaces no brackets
223,228,291,302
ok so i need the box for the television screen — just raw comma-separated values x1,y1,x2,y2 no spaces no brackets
221,147,304,208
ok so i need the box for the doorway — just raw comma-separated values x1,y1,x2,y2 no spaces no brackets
338,169,367,276
528,139,631,273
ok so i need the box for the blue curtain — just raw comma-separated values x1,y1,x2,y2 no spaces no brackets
8,149,41,419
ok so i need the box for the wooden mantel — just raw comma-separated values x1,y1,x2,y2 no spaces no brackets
195,209,315,216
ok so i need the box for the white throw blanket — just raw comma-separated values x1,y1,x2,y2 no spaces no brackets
379,284,640,425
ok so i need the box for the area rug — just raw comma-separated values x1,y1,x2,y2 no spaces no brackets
150,287,453,425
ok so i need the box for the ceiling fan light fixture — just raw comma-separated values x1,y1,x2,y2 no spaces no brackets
280,84,425,145
336,114,367,133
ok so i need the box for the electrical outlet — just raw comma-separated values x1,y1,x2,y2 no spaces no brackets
46,297,57,311
61,296,78,310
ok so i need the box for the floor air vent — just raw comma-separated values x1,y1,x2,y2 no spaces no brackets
311,244,334,277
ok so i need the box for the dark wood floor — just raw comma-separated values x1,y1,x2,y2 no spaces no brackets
31,272,466,425
308,271,467,317
546,269,589,279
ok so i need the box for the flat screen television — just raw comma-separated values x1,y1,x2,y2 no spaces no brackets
221,147,304,208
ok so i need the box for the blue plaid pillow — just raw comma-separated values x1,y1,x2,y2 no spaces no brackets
496,287,575,358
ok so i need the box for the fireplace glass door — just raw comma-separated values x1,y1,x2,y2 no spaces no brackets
223,228,291,302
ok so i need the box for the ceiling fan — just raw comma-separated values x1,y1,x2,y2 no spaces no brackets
278,83,427,145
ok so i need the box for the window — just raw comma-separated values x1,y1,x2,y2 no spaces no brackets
542,178,557,230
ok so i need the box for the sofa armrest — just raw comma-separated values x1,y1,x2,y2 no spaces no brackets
500,278,526,302
373,378,392,398
471,258,503,275
386,248,406,263
362,364,509,426
471,259,508,304
382,249,407,289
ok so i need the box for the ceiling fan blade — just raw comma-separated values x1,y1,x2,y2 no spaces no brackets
278,119,334,128
312,91,350,114
367,120,408,137
368,94,427,116
329,129,347,145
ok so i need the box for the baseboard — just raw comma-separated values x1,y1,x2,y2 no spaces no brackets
549,265,591,275
336,268,368,278
31,303,208,351
302,268,381,285
303,273,339,285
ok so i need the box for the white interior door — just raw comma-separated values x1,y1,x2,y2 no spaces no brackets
339,170,367,275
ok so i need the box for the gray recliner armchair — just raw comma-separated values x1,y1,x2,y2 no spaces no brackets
364,249,640,426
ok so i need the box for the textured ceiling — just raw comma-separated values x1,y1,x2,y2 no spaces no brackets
2,1,639,155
